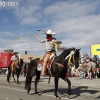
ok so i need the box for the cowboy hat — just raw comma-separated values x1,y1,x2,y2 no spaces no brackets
28,57,33,59
12,51,19,54
43,30,55,35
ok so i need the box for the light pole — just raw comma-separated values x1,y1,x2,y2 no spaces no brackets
6,33,34,50
0,33,34,62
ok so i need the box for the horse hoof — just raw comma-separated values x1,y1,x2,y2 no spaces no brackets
7,78,10,83
17,82,19,84
27,92,29,94
66,94,69,98
7,81,10,83
36,93,41,96
56,97,61,100
48,82,50,84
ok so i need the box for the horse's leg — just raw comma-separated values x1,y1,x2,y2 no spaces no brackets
35,71,41,95
24,65,26,77
16,68,20,84
25,72,33,94
27,76,32,94
48,69,51,84
54,74,59,98
11,63,16,82
24,71,26,77
25,70,36,94
48,76,51,84
7,67,11,83
24,66,28,77
61,76,71,98
12,71,16,82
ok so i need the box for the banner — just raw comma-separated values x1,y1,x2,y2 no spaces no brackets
91,44,100,56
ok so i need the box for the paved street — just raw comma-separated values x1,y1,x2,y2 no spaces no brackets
0,75,100,100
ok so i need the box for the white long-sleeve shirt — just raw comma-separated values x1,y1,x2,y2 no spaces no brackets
11,55,18,61
35,36,59,52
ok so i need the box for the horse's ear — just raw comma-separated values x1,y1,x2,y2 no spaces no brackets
72,47,75,50
78,48,81,51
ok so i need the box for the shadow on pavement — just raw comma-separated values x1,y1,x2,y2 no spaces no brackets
30,86,100,99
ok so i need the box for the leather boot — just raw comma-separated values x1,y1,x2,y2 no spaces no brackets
43,67,47,77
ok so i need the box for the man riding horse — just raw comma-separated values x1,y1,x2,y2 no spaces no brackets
34,29,62,76
10,51,19,72
7,52,24,84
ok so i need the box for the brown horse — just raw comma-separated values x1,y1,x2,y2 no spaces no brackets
7,59,24,84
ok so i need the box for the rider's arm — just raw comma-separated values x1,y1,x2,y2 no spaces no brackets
34,34,46,43
52,38,62,51
52,37,62,44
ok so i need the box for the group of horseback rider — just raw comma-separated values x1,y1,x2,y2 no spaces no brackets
10,29,76,77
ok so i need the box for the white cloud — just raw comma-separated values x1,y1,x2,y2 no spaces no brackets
11,0,42,25
1,0,100,56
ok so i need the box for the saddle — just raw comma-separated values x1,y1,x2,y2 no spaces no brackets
10,60,19,72
37,53,55,72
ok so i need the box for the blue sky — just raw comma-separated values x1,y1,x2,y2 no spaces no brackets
0,0,100,56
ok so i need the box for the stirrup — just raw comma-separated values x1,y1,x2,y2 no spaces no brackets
43,72,46,77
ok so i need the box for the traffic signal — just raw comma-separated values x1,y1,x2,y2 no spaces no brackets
25,51,27,55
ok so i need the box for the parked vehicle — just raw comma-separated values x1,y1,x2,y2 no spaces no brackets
0,49,15,68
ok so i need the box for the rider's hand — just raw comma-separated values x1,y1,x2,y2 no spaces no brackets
34,34,37,38
58,40,62,44
55,40,62,44
55,40,59,43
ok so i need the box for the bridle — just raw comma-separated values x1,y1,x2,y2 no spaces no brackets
55,49,77,68
66,49,76,64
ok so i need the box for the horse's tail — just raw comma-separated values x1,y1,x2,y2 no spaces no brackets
25,58,40,90
8,66,11,76
24,64,34,89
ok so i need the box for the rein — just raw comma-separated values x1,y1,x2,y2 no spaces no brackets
68,54,72,63
55,62,64,68
65,49,76,64
54,49,76,68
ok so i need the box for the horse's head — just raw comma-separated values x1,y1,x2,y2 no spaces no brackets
18,58,24,67
73,48,80,68
60,47,80,68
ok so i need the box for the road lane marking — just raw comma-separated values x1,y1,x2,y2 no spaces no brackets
0,85,74,100
0,85,26,92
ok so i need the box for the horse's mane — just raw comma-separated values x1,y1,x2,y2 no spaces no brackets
59,47,76,57
29,58,40,67
74,48,80,58
57,47,80,62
